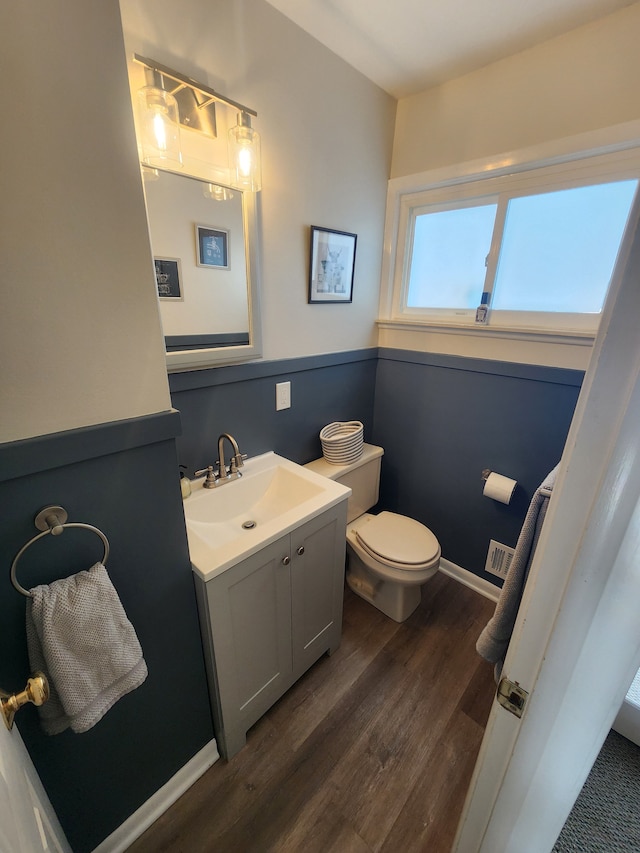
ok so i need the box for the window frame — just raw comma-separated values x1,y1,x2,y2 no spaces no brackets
405,194,500,312
382,138,640,340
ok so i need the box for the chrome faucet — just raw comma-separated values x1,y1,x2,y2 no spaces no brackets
195,433,246,488
217,432,246,481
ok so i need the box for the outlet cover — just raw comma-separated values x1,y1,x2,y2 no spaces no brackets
485,539,515,579
276,381,291,411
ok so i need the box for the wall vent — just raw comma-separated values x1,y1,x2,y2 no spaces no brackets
485,539,515,579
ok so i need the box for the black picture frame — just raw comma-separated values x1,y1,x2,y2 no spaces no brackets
154,257,182,300
196,224,230,269
308,225,357,303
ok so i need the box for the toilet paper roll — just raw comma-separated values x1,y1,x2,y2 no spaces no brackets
483,472,517,504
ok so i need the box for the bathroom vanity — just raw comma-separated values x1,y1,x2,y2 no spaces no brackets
186,452,350,759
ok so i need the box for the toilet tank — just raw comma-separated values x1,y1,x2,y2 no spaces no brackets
305,443,384,523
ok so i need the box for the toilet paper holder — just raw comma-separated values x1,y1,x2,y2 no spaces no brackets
481,469,518,504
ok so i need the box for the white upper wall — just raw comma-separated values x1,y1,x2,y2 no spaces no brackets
2,0,171,444
392,2,640,177
120,0,397,362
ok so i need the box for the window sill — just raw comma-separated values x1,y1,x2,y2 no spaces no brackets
376,318,595,347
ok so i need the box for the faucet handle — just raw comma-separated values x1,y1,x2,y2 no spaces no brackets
229,453,248,475
194,465,218,488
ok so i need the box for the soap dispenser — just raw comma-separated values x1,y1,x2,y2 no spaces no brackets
179,465,192,499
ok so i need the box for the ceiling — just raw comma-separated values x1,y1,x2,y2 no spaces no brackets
265,0,635,98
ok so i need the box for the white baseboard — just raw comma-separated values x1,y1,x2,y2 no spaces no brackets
439,558,500,602
92,739,220,853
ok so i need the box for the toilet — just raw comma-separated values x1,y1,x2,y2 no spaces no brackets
305,443,441,622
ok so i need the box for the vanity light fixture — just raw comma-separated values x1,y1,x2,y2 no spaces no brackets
228,111,262,192
203,183,235,202
141,165,160,182
133,54,261,191
137,83,182,169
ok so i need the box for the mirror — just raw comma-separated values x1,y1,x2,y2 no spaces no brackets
142,168,262,372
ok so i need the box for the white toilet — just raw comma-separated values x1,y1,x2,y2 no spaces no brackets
306,443,441,622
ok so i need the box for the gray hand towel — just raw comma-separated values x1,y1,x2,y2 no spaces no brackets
25,563,148,735
476,465,559,676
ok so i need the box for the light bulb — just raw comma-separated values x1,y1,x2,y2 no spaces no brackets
138,85,182,168
228,112,262,192
238,147,253,177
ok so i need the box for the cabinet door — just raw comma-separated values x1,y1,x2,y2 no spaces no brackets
291,503,347,677
206,535,293,757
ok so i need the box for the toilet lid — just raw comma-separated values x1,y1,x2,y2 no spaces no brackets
355,511,440,566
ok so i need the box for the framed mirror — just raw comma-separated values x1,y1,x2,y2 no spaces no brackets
142,168,262,372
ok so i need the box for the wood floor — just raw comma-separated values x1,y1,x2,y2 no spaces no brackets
127,573,496,853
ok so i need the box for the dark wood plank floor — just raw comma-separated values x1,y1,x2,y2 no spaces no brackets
128,573,496,853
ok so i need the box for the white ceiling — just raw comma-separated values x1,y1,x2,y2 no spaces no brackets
265,0,635,98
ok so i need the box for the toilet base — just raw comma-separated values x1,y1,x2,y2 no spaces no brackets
346,551,424,623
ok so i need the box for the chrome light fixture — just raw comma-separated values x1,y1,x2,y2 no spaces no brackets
137,83,182,169
228,111,262,192
134,55,261,191
203,183,235,201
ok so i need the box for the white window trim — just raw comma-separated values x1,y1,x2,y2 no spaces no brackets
379,120,640,347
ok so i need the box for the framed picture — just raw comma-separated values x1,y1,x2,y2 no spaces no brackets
308,226,357,303
196,224,230,269
154,257,183,300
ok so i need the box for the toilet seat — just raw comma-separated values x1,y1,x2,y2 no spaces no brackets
355,511,440,571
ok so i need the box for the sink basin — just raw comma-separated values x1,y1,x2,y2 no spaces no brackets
184,451,351,580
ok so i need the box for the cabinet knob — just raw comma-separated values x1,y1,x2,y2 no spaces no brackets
282,556,290,566
296,546,305,556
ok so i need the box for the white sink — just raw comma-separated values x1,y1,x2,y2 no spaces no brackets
184,451,351,580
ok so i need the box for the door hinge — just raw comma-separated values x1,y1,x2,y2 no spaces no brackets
497,677,529,718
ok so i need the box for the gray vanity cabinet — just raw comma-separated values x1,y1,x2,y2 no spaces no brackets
290,509,346,676
194,501,348,760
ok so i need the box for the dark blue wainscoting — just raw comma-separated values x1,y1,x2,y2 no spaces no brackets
372,350,584,584
170,346,583,587
169,349,379,474
0,412,213,853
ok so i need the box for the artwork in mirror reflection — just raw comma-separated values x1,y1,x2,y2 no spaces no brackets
143,170,250,352
155,257,182,300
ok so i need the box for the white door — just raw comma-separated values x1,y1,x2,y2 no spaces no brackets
0,715,71,853
454,188,640,853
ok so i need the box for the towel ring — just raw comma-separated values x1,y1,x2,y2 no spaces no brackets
10,506,110,598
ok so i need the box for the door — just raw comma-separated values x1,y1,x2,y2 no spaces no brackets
205,534,293,758
0,715,71,852
291,504,347,677
454,189,640,852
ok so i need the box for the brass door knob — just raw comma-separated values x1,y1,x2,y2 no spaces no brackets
1,672,49,731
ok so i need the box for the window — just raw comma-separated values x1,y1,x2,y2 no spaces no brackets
407,200,497,310
388,149,640,336
491,182,636,315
